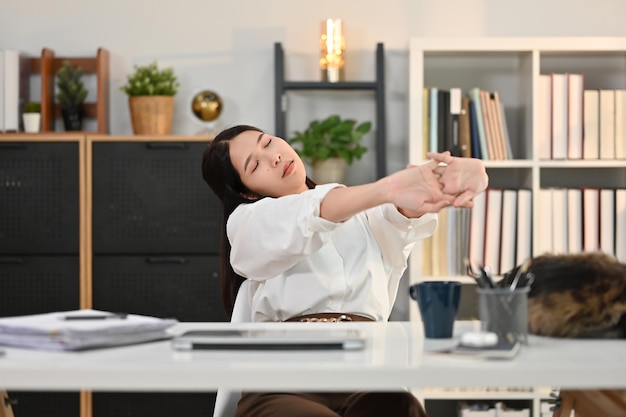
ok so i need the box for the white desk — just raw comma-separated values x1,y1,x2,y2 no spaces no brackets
0,321,625,392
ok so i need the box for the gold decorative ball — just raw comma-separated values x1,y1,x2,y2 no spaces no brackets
191,90,223,122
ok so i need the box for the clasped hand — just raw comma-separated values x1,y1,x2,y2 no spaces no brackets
427,151,489,208
393,151,488,217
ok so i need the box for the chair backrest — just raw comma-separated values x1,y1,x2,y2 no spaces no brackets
213,390,241,417
212,281,251,417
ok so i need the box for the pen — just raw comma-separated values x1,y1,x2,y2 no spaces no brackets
479,266,496,289
62,313,128,320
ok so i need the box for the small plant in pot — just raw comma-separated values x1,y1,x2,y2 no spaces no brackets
56,60,88,131
288,114,371,184
22,101,41,133
120,61,179,135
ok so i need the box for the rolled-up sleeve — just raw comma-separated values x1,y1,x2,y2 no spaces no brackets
227,183,345,280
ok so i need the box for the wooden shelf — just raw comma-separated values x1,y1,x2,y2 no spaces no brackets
30,47,110,133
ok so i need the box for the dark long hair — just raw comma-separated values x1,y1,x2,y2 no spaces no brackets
201,125,316,318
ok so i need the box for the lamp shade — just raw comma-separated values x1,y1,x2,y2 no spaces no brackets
319,18,345,82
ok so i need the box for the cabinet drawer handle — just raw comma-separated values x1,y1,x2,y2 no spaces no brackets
0,257,25,264
0,143,27,150
146,143,188,150
146,257,187,264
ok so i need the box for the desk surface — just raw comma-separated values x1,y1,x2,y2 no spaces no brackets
0,321,624,392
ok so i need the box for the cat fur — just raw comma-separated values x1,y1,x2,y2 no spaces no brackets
500,252,626,338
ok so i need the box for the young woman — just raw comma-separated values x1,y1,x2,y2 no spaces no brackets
201,124,488,417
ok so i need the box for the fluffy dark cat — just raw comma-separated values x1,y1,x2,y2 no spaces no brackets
500,252,626,338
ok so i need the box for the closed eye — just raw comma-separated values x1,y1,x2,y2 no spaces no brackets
251,137,272,173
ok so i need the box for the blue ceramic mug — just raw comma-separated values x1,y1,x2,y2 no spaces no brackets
409,281,461,338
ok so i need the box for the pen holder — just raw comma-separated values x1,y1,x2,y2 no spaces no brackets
477,286,529,345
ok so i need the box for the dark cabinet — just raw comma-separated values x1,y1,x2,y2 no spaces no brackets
91,141,220,255
88,136,223,417
0,134,84,417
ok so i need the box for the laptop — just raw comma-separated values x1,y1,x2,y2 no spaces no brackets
171,327,366,351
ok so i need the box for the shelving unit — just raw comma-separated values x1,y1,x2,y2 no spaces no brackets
30,47,110,133
408,37,626,417
274,42,387,179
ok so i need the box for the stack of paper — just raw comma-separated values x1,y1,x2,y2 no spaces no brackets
0,310,177,351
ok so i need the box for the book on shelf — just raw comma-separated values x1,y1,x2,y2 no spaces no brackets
480,89,499,160
0,309,178,351
445,206,458,276
448,207,470,275
538,74,552,160
491,92,506,159
468,87,489,160
459,96,471,158
599,89,616,159
600,188,615,257
615,90,626,159
516,189,532,264
468,191,487,272
616,189,626,263
468,98,481,159
2,49,31,132
567,188,583,253
437,89,450,153
449,87,462,156
583,89,600,160
462,88,511,160
499,189,517,273
483,188,503,275
492,91,512,159
429,87,439,153
551,188,568,254
422,88,430,158
583,187,600,252
431,205,448,276
536,189,553,255
567,73,584,160
551,73,568,160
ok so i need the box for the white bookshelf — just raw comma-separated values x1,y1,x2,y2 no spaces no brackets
408,37,626,417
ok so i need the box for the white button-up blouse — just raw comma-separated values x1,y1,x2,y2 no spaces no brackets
227,183,438,323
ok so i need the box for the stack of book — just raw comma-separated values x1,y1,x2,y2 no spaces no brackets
422,87,512,160
538,73,626,160
0,309,177,351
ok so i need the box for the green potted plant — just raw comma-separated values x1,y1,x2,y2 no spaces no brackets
120,61,179,135
288,114,371,183
56,60,88,131
22,101,41,133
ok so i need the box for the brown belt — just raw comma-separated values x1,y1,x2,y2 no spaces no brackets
286,312,374,323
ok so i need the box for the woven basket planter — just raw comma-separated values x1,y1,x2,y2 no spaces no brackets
128,96,174,135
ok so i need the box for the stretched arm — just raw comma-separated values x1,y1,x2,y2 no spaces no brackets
319,159,453,222
427,151,489,207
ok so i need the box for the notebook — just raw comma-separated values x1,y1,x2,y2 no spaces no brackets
171,328,366,351
450,339,521,359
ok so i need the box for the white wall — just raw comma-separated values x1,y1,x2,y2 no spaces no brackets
2,0,625,179
2,0,624,319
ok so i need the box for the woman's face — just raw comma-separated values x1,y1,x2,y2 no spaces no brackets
229,130,309,198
